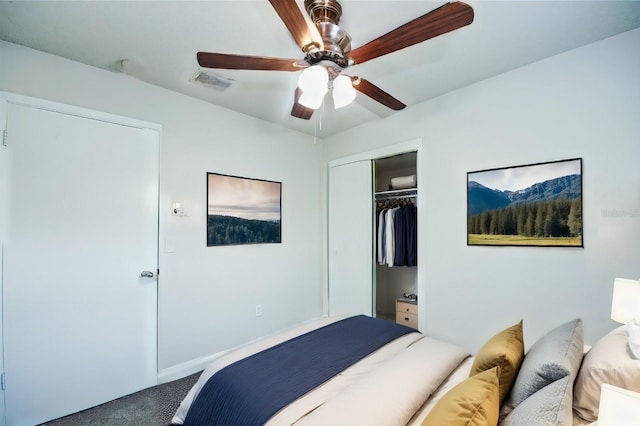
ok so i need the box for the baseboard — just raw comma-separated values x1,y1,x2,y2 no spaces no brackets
157,351,225,384
157,315,330,384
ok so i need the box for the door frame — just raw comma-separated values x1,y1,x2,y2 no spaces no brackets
326,138,424,331
0,91,162,426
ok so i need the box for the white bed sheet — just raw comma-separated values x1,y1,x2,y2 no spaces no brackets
172,316,470,426
407,356,474,425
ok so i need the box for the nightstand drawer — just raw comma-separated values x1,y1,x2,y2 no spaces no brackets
396,312,418,329
396,301,418,315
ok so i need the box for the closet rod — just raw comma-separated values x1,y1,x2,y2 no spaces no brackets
375,194,416,201
375,188,417,199
375,188,417,197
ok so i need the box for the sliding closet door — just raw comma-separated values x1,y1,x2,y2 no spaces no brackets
3,102,159,425
328,161,373,316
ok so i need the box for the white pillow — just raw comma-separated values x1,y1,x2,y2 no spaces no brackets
573,325,640,423
628,319,640,358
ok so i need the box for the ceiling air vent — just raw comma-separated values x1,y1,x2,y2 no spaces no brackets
190,70,234,91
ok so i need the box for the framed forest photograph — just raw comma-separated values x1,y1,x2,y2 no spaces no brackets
207,173,282,246
467,158,583,247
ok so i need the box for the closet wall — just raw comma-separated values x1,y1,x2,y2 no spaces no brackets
374,152,418,320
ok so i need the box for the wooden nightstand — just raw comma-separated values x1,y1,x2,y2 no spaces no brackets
396,298,418,329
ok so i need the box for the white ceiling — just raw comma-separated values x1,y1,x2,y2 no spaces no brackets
1,1,639,137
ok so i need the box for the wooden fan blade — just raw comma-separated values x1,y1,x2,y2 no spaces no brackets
352,78,406,111
349,1,474,65
197,52,307,72
269,0,323,52
291,88,314,120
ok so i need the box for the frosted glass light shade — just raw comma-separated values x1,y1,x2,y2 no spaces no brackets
598,384,640,426
332,75,356,109
299,88,327,109
298,66,328,92
611,278,640,324
297,66,328,109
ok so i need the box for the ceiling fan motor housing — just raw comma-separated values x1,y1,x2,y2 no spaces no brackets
304,0,351,67
304,0,342,24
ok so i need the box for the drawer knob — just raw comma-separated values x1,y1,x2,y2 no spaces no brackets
405,308,410,312
404,317,410,321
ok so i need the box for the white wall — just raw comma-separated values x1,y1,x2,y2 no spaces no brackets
324,28,640,352
2,22,638,384
0,41,325,376
0,98,7,423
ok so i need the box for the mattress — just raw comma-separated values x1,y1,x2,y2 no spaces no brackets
172,316,470,425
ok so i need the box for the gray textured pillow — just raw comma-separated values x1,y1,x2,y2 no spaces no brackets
501,376,572,426
505,318,584,410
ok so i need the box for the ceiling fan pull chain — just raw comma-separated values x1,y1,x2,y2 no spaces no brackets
313,113,317,145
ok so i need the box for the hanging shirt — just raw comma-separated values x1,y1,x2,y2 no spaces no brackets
385,207,399,267
392,203,417,267
377,209,386,265
405,204,417,267
394,205,407,266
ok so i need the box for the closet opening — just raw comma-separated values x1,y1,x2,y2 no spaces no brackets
373,152,418,328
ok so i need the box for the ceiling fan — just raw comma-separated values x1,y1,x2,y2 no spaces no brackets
197,0,474,120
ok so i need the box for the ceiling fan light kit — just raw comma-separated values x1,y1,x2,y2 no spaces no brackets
196,0,474,120
298,66,329,109
298,65,328,90
297,63,356,110
332,74,356,109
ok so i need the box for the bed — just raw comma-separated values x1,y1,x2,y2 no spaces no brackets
171,314,640,426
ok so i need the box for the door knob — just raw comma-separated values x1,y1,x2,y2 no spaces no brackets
140,271,155,278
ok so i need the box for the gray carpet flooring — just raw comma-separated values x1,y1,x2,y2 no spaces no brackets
40,372,201,426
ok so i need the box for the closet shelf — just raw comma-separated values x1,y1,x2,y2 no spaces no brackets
374,188,417,200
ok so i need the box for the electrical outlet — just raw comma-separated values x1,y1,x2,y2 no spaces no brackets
255,304,263,317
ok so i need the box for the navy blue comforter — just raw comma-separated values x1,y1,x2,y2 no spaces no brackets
183,315,414,426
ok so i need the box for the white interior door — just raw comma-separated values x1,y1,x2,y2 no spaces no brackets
3,102,159,425
328,161,373,316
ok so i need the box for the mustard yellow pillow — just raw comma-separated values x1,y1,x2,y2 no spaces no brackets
470,320,524,404
422,367,500,426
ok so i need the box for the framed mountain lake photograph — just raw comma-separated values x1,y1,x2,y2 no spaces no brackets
467,158,582,247
207,172,282,246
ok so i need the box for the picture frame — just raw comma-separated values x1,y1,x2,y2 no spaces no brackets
207,172,282,246
467,158,583,247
